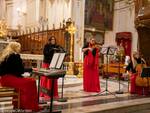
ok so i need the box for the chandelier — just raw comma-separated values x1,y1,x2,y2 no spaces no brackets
0,20,7,38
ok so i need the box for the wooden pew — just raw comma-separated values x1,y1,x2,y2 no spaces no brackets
0,87,20,110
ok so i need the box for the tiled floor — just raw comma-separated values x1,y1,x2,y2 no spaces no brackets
39,75,150,113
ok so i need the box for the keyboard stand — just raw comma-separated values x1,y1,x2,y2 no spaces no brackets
33,69,66,113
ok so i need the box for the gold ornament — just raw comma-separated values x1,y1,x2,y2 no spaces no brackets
0,20,7,38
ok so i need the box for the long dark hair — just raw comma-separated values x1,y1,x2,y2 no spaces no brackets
48,36,56,45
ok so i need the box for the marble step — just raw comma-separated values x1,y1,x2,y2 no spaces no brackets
61,97,150,113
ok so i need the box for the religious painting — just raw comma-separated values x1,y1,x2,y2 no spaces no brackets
85,0,114,30
84,31,104,45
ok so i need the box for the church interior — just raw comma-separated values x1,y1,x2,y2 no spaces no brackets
0,0,150,113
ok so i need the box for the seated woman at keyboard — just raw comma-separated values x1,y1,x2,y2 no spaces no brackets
40,36,63,99
0,42,39,111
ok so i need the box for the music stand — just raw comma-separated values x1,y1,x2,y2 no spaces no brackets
98,46,117,96
49,53,68,102
141,67,150,94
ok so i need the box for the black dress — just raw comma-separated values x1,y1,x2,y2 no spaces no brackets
126,58,146,73
43,43,61,64
0,53,24,77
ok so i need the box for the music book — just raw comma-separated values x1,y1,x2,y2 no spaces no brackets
101,46,116,55
37,53,65,73
49,53,65,69
141,67,150,77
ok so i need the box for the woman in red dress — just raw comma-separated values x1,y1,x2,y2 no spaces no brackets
40,36,62,98
129,52,148,95
82,38,100,92
0,42,39,111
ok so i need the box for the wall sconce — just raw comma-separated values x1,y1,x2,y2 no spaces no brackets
39,16,48,27
17,7,27,15
65,18,72,28
92,28,96,32
138,7,145,17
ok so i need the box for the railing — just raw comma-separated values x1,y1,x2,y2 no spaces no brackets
16,29,66,54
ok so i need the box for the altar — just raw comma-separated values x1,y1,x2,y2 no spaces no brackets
20,54,43,68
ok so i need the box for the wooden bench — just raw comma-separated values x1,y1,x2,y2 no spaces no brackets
103,63,126,76
0,87,20,110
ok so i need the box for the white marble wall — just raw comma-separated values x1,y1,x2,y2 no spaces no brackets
6,0,72,30
26,0,36,28
6,4,13,28
7,0,18,29
10,0,27,29
46,0,72,29
0,0,6,20
104,0,138,52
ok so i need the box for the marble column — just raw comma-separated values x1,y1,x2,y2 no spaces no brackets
71,0,85,62
0,0,6,20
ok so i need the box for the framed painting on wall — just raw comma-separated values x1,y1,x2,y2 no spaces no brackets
84,0,114,30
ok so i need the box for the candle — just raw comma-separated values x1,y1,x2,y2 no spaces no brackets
81,51,83,62
79,47,82,61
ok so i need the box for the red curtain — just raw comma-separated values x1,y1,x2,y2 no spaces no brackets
116,32,132,56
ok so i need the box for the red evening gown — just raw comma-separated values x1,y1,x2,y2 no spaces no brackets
83,49,100,92
130,64,149,95
40,63,58,98
0,74,39,111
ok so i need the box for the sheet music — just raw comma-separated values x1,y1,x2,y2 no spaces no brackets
141,67,150,77
101,46,116,55
108,47,116,55
49,53,60,69
56,53,65,69
49,53,65,69
101,47,107,54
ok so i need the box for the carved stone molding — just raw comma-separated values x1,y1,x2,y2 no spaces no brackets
49,0,55,5
65,0,70,4
135,6,150,28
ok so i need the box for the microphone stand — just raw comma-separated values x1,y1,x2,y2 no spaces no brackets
116,55,123,94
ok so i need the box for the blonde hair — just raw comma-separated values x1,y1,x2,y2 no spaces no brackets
0,42,21,64
132,51,139,68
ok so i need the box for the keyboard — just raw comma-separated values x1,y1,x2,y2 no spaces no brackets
36,68,66,77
